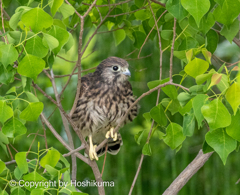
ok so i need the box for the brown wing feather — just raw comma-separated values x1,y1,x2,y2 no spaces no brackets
71,73,93,121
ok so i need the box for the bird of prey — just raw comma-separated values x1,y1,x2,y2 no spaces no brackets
71,57,138,160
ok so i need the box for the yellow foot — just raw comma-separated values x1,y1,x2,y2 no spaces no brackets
106,127,117,141
89,134,98,161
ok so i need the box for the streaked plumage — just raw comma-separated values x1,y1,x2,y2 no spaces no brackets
72,57,138,160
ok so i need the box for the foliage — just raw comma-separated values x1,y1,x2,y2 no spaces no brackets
0,0,240,194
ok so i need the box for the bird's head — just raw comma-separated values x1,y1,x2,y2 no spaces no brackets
95,57,131,84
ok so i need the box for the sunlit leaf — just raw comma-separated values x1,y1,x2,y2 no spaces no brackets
206,128,237,165
20,102,44,121
225,82,240,115
184,58,209,78
163,123,185,149
21,7,53,33
0,100,13,124
201,99,231,130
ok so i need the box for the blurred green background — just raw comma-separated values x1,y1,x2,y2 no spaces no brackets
1,1,240,195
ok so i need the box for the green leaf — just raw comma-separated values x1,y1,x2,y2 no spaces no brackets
162,85,178,99
179,99,193,116
45,164,58,177
0,100,13,124
202,141,214,154
142,143,152,156
161,30,173,40
161,98,180,115
0,65,16,85
135,0,145,8
0,44,18,68
9,11,23,30
6,87,16,94
202,48,212,64
177,92,192,102
201,99,231,130
163,123,186,149
17,54,45,80
183,109,195,136
208,73,222,89
143,112,151,121
184,58,209,78
189,85,204,94
0,160,6,174
63,33,74,52
132,31,146,49
216,74,229,92
25,91,39,102
135,130,145,145
23,171,47,191
47,25,69,55
147,78,169,89
220,18,239,43
195,71,214,85
20,102,44,121
178,37,199,50
134,9,150,20
199,12,215,35
213,0,240,26
113,29,126,46
25,36,48,58
150,104,167,126
166,0,188,20
205,129,237,165
59,2,75,19
40,150,60,168
11,187,25,195
51,0,64,16
42,33,59,50
192,94,208,128
181,0,210,27
0,131,9,144
206,29,219,53
21,7,53,33
226,110,240,142
15,152,28,174
225,82,240,115
31,189,44,195
14,166,23,180
2,118,27,138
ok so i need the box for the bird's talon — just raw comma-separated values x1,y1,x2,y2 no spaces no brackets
89,144,98,161
106,127,117,141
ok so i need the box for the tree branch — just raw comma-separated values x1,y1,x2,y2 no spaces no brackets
163,150,213,195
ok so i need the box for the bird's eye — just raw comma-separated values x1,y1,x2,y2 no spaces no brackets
112,66,119,71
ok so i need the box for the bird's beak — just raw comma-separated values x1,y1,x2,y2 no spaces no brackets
122,68,131,76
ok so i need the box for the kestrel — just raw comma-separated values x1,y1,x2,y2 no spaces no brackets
71,57,138,160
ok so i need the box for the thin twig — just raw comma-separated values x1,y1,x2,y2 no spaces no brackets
7,145,13,160
101,144,108,177
26,130,40,156
109,7,146,17
138,10,167,58
82,0,131,7
50,69,77,181
125,54,152,61
0,0,8,44
57,55,77,63
170,18,177,81
63,145,86,157
65,0,82,18
54,67,97,78
150,0,165,7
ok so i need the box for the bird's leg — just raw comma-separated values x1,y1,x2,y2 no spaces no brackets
88,134,98,161
105,127,118,141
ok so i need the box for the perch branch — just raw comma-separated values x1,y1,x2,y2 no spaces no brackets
163,150,213,195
